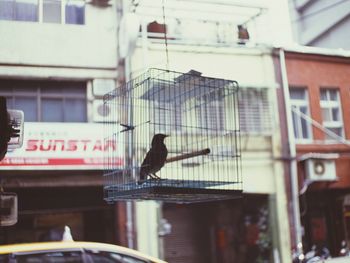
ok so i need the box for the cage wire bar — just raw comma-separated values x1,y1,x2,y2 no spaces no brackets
103,68,242,203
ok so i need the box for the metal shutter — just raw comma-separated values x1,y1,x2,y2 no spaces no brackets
163,205,211,263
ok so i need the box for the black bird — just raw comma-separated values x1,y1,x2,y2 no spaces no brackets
139,134,168,184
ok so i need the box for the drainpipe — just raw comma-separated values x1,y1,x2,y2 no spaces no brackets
122,0,135,250
279,48,304,261
125,40,134,250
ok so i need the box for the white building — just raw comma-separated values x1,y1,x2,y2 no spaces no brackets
0,0,120,243
124,0,293,262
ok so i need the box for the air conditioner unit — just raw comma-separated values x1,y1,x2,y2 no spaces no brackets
305,158,337,182
92,100,112,122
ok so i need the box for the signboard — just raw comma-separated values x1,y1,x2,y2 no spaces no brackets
0,123,124,170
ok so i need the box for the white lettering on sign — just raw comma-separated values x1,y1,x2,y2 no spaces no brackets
0,123,124,170
25,139,117,152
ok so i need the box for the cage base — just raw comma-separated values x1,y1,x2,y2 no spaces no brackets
104,186,242,204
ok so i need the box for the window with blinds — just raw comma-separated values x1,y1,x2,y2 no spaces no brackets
153,101,182,134
238,88,272,135
197,89,225,132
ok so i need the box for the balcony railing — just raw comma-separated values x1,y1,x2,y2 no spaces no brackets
135,0,268,47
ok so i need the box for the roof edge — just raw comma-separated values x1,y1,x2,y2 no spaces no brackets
274,44,350,58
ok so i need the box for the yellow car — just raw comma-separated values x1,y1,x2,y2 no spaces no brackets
0,241,167,263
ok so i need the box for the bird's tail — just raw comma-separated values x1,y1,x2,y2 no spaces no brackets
137,166,148,185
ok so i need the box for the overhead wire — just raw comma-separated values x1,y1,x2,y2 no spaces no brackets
162,0,170,70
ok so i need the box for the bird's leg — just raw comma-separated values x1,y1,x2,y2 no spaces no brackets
151,173,161,180
137,178,146,185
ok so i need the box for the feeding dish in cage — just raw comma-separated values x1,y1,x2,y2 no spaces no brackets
103,68,242,203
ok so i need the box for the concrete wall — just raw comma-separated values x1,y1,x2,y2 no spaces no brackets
0,2,118,70
131,43,292,262
131,44,280,193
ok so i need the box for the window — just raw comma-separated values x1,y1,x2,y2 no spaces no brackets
43,0,61,23
320,88,344,140
238,88,272,134
153,101,182,134
65,0,84,24
15,250,83,263
86,250,148,263
0,0,85,24
197,89,225,132
0,0,38,21
289,87,312,140
0,80,87,122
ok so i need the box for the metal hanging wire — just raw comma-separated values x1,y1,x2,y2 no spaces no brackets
162,0,170,70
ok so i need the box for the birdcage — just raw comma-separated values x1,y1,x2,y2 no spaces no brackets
103,68,242,203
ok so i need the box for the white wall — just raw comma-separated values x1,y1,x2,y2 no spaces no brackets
136,201,160,258
132,44,277,88
131,43,291,261
131,44,279,195
0,2,118,69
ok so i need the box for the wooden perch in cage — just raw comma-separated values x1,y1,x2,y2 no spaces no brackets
165,148,210,164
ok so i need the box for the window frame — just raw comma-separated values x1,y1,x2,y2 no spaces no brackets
238,87,272,135
289,86,313,142
196,88,225,133
12,248,85,262
152,100,182,134
0,0,85,24
0,80,87,123
320,87,344,141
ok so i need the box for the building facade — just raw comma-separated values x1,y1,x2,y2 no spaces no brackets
288,0,350,49
0,0,297,262
0,0,121,244
128,10,292,260
277,46,350,257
